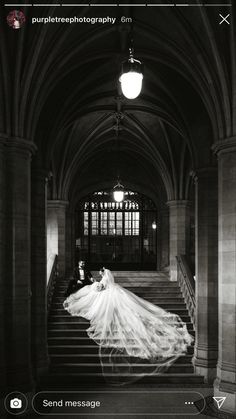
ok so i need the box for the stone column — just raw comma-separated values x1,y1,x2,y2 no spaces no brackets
66,208,75,275
0,136,6,393
31,169,49,378
5,138,36,392
212,138,236,414
167,200,190,281
47,200,68,278
159,208,169,270
193,168,218,383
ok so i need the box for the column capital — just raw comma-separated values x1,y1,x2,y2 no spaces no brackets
6,137,37,156
47,200,69,209
212,136,236,156
166,200,190,208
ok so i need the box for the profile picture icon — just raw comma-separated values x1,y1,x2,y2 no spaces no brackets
7,10,26,30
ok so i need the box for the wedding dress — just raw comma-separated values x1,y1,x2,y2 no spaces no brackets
63,269,193,383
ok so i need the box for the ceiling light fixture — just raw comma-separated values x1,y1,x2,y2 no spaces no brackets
152,221,157,230
119,47,143,100
113,178,125,203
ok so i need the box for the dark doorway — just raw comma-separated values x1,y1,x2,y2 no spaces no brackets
75,191,158,270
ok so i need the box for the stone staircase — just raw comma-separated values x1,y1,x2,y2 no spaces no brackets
44,271,204,388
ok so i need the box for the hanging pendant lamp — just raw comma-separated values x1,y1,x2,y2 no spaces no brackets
119,48,143,100
113,179,125,203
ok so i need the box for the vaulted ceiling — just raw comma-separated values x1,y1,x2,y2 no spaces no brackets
0,1,235,206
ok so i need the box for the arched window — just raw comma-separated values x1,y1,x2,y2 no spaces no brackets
83,198,140,237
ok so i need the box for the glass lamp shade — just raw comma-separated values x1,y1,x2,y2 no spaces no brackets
120,72,143,99
119,58,143,99
113,190,124,203
152,221,157,230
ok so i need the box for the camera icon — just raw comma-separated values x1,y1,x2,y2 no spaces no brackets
10,398,22,409
5,392,27,415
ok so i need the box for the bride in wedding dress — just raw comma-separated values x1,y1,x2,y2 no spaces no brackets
63,268,193,383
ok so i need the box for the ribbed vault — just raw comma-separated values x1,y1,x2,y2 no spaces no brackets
1,1,235,203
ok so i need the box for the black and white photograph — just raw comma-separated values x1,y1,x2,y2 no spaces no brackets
0,1,235,418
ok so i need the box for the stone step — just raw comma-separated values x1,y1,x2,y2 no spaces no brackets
40,372,204,386
63,271,169,278
48,351,194,365
56,285,181,294
52,307,188,315
53,301,186,309
48,324,195,336
115,280,171,285
49,313,191,323
49,308,189,318
61,283,179,289
51,302,188,311
114,274,169,277
48,319,194,329
58,281,178,288
48,323,195,338
49,353,194,365
94,271,169,278
47,339,194,355
49,362,194,374
53,298,187,309
56,290,183,300
115,278,171,282
49,315,89,322
48,341,100,352
48,329,195,346
49,310,190,320
133,293,183,299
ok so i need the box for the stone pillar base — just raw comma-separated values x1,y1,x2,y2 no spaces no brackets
194,365,216,384
193,344,218,383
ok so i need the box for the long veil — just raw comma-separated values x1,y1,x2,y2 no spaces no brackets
102,269,115,286
86,270,193,386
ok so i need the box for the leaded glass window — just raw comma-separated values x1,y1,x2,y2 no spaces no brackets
83,206,140,236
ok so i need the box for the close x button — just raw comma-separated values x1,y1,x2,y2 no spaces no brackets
219,14,230,25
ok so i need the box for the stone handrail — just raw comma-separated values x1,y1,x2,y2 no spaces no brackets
47,254,58,315
176,255,196,328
